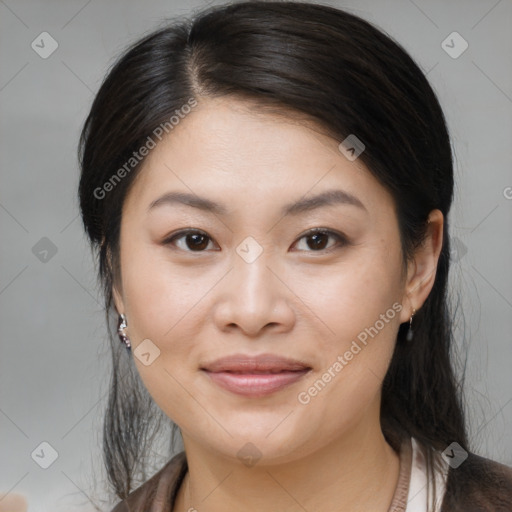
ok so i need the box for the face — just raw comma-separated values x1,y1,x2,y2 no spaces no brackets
112,96,434,465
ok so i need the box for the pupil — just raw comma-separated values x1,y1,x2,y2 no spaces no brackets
188,233,208,250
185,233,329,251
309,233,327,250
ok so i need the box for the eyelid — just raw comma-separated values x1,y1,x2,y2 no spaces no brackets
162,227,349,252
291,227,348,253
163,228,218,251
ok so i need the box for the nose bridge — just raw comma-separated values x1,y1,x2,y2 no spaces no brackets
208,217,301,335
232,234,276,300
214,234,288,332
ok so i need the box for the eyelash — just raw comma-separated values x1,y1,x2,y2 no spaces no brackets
162,227,348,254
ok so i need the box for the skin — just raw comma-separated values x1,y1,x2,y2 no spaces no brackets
0,494,27,512
112,96,444,512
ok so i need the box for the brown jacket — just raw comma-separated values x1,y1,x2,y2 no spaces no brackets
110,437,512,511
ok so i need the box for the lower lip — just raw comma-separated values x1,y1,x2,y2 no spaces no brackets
202,369,311,397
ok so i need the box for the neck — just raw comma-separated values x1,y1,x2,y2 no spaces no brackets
173,421,401,512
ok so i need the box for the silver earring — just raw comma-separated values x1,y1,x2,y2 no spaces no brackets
117,313,131,349
406,307,416,341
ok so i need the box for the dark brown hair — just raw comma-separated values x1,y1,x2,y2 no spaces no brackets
78,1,468,508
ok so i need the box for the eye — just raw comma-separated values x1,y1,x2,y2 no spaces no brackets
163,228,348,253
292,228,347,253
163,229,217,252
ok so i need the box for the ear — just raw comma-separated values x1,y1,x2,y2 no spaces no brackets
112,282,125,315
105,241,125,315
399,209,444,322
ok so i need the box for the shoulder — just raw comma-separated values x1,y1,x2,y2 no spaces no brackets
110,451,187,512
441,450,512,512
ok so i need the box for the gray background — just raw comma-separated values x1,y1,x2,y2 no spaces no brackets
1,0,511,510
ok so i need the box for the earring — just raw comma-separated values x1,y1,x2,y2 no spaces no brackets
117,313,131,349
406,307,416,341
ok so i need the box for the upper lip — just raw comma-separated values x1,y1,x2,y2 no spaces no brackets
200,353,311,373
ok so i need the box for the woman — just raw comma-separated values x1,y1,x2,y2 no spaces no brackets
77,2,512,511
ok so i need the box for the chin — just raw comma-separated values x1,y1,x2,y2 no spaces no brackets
187,420,320,467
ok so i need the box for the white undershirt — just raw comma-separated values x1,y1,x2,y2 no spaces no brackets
405,437,450,512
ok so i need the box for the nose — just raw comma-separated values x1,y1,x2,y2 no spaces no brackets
212,244,295,337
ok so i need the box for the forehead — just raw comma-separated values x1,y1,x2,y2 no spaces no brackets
123,96,394,220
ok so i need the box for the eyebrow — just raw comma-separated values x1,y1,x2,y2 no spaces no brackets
147,189,367,216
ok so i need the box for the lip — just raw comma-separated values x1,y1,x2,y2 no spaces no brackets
200,353,312,397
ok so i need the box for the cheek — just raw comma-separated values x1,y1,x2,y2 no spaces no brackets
121,245,202,338
291,249,401,347
119,233,403,433
295,306,400,445
291,247,402,407
119,250,205,422
119,246,212,388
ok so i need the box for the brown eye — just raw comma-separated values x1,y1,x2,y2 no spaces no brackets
163,228,347,254
293,229,347,252
164,230,215,252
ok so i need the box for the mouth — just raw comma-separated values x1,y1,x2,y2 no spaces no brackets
200,353,312,397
